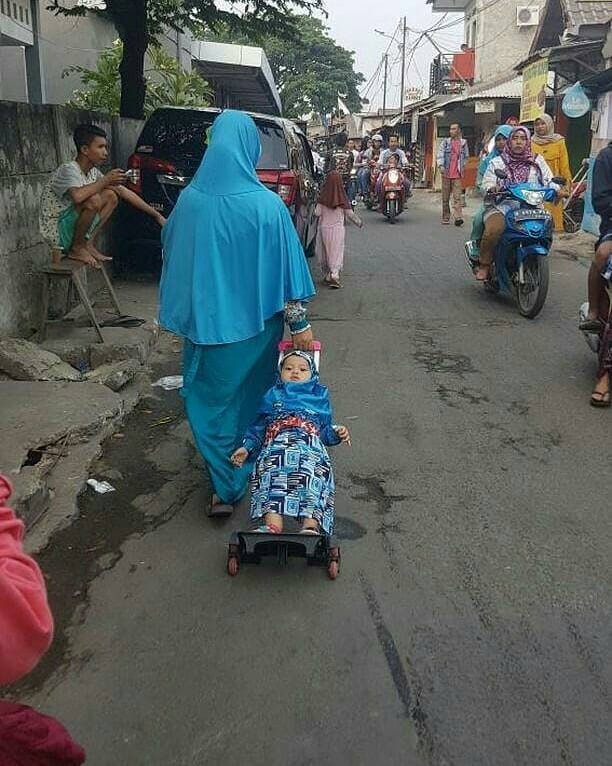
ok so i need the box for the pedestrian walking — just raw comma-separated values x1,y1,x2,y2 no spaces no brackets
159,110,316,516
437,122,469,226
532,113,572,231
315,171,363,289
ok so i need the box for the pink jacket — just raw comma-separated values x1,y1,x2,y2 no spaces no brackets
0,475,53,685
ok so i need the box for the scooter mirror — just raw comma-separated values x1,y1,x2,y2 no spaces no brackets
494,168,509,180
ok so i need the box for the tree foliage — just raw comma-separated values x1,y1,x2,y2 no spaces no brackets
64,41,213,116
47,0,326,117
211,15,364,119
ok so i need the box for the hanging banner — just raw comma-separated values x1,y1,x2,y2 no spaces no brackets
562,82,591,118
520,57,549,123
411,111,419,143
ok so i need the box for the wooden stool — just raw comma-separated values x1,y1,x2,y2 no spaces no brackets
39,250,122,343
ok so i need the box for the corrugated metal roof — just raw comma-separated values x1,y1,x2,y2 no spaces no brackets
565,0,612,32
467,76,524,100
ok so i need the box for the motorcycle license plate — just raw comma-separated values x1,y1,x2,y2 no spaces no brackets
514,209,548,221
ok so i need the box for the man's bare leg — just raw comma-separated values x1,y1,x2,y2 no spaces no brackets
87,189,119,262
584,241,612,323
68,197,101,268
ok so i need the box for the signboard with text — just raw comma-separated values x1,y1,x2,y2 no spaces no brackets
474,100,495,114
520,57,549,123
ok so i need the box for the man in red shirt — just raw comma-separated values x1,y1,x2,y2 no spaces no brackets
436,123,469,226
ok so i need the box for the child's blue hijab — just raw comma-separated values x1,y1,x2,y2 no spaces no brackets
159,110,315,345
260,352,332,422
477,125,513,186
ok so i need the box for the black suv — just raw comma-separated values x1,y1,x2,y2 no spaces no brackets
118,107,320,268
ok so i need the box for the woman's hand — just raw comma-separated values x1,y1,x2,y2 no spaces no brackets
292,327,314,351
334,425,351,446
230,447,248,467
154,212,167,227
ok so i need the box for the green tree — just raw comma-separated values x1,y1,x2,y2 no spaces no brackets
64,41,213,116
47,0,325,119
211,15,364,118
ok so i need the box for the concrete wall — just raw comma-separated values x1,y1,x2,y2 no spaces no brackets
465,0,546,83
0,46,28,101
37,8,116,104
0,102,143,337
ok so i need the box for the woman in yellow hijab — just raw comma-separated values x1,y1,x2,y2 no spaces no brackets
532,113,572,231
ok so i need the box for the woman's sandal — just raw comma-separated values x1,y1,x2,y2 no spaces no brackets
207,497,234,517
590,390,611,408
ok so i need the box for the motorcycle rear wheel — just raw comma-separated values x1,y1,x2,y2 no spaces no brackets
516,255,549,319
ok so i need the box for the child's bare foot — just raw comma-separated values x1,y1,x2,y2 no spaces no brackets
86,242,113,262
68,245,100,269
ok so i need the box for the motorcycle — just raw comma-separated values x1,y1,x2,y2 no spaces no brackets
464,168,564,318
579,254,612,380
380,166,406,224
346,166,359,208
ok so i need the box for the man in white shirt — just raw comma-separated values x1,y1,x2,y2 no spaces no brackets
39,123,165,268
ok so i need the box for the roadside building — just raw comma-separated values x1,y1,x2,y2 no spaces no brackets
427,0,548,84
0,1,191,104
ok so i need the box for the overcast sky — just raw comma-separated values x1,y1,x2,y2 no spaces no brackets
318,0,463,110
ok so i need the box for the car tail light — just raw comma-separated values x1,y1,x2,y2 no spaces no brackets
127,154,177,195
277,170,298,206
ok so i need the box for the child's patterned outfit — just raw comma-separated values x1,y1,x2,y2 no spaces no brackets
240,359,341,534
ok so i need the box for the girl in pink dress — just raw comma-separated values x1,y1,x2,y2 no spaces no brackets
315,171,362,289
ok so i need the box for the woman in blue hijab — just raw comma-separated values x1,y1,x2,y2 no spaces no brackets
159,110,315,515
470,125,513,256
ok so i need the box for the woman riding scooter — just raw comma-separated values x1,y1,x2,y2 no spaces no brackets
475,126,558,282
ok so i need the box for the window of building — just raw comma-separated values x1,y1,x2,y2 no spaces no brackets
25,5,28,23
13,3,17,18
19,4,23,21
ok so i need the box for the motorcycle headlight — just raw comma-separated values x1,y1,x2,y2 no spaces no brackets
388,169,400,184
522,190,545,205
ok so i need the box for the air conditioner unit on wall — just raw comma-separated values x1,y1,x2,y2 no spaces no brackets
517,6,540,26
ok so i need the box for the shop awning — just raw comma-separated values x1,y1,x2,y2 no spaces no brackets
417,74,529,116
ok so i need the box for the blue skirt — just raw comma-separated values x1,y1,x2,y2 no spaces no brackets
182,313,284,504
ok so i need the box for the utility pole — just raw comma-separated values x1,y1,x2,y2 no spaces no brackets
382,53,388,117
400,17,407,123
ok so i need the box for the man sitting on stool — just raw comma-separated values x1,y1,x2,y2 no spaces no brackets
40,123,165,268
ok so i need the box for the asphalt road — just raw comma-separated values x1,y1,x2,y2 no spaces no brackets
13,192,611,766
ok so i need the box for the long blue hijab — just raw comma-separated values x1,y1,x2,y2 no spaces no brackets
159,110,315,345
477,125,513,187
